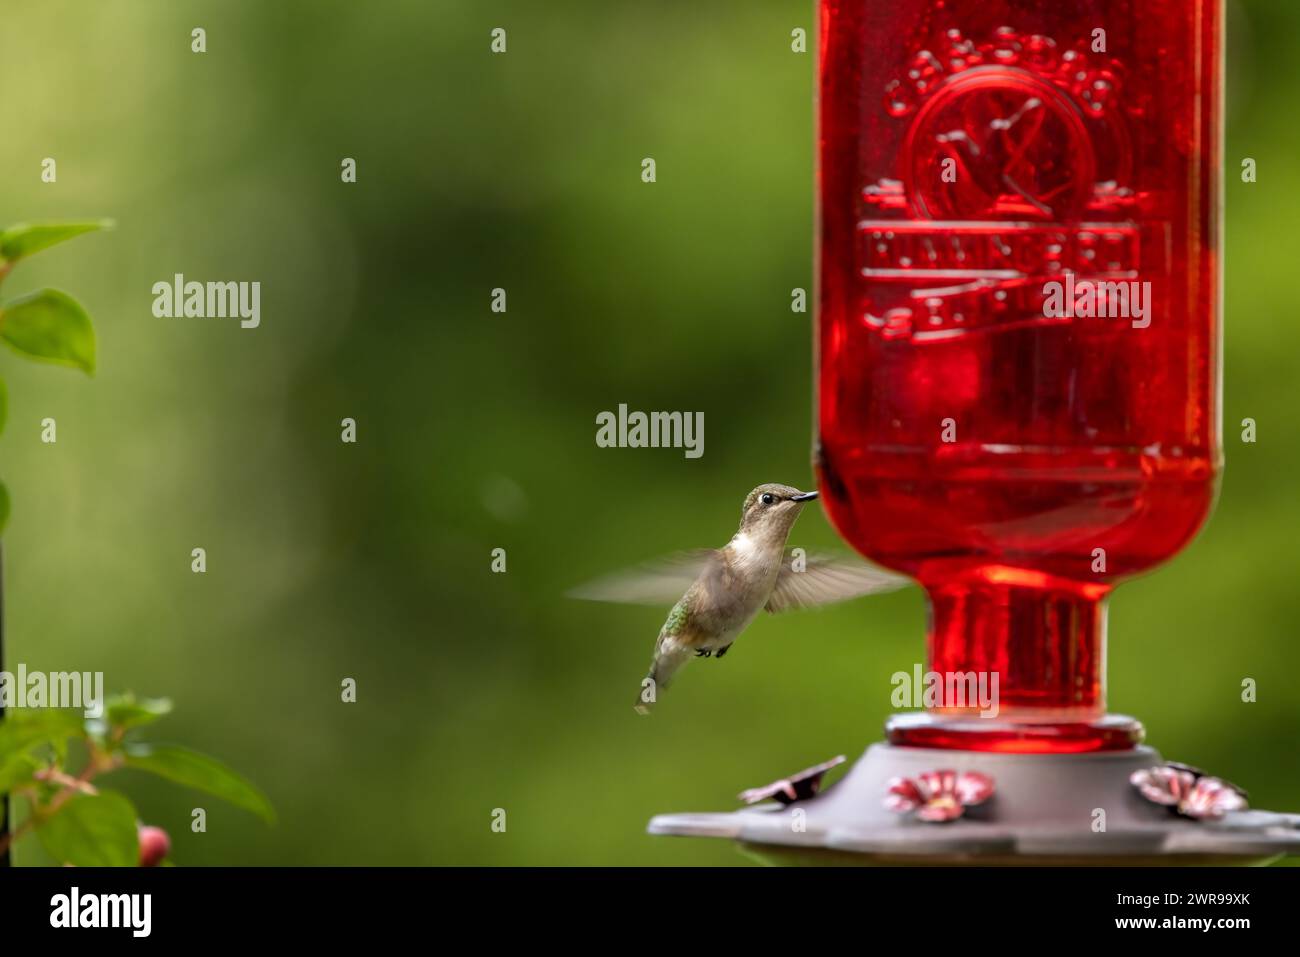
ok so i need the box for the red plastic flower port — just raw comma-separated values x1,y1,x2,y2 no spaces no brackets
1129,765,1248,820
738,755,846,806
884,770,994,822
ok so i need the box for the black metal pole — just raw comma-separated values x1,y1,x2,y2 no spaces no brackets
1,543,9,867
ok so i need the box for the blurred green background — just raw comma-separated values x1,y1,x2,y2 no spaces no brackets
1,0,1296,865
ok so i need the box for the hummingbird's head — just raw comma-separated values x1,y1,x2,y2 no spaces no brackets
738,483,819,543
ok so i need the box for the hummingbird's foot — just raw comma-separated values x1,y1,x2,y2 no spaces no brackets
715,645,730,659
694,649,713,658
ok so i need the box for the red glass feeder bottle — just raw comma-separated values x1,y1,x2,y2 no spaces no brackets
815,0,1223,751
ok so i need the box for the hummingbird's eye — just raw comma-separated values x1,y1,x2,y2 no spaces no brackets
760,493,776,505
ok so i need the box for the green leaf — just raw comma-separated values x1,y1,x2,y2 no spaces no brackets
0,220,113,264
104,693,173,732
0,708,85,788
35,790,139,867
123,743,275,824
0,289,96,373
0,751,41,792
0,708,85,758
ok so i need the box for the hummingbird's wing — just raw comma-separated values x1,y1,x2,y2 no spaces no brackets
566,550,720,606
764,552,910,614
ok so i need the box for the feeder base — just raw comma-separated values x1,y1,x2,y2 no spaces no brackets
648,744,1300,865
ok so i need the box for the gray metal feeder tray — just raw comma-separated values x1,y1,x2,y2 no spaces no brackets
648,744,1300,866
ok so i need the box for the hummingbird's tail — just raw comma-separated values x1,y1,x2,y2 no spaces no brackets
634,644,690,715
634,666,659,715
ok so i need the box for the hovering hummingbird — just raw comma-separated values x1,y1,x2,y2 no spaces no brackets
570,483,909,713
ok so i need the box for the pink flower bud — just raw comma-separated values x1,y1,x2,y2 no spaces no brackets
138,825,171,867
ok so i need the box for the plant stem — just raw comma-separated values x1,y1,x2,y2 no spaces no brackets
0,751,111,858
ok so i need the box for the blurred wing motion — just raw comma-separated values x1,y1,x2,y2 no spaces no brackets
567,550,719,606
764,552,910,614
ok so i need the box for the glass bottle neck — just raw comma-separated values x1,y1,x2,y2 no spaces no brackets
926,571,1108,720
884,569,1142,753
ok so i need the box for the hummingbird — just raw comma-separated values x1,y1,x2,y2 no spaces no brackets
570,483,909,713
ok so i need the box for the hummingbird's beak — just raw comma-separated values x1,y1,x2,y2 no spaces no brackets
790,491,819,502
